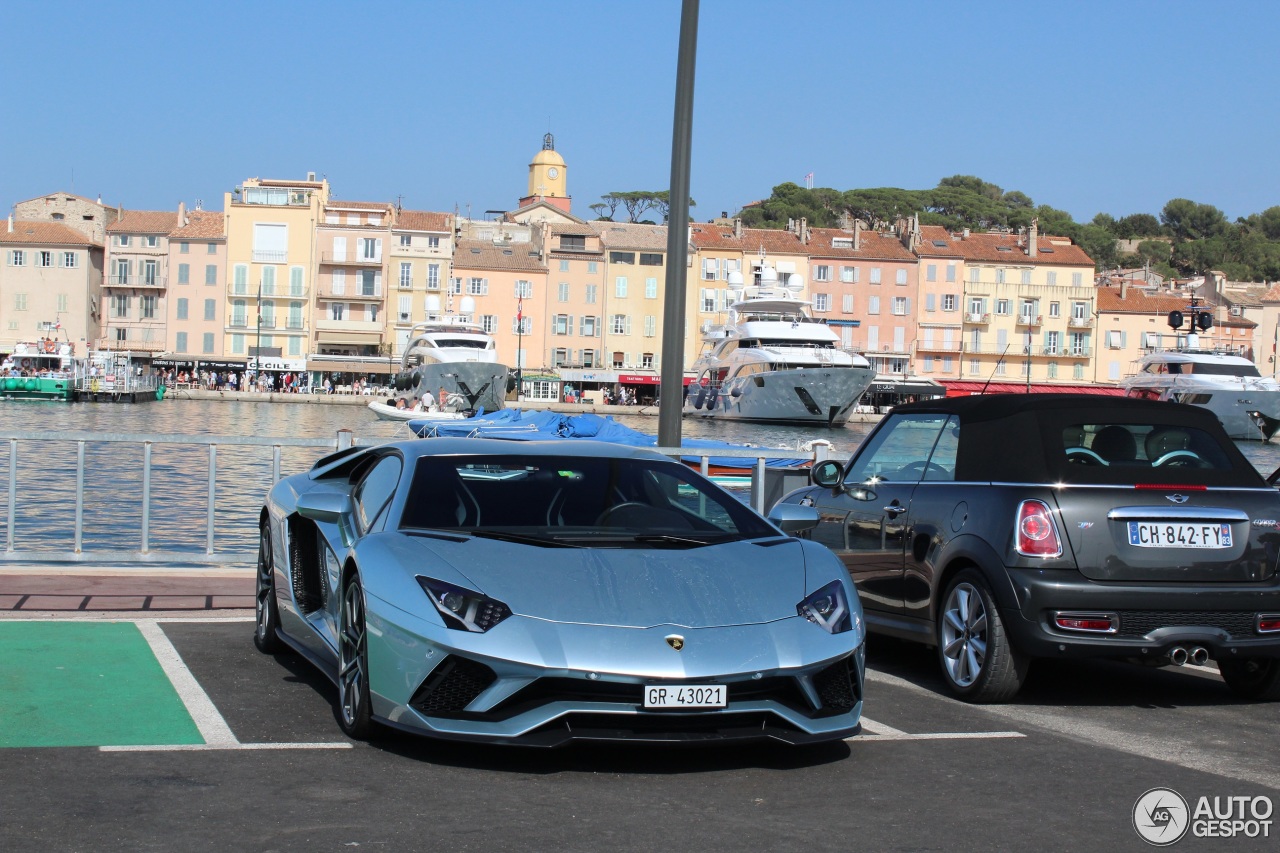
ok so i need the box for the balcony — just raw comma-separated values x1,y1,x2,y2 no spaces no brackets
1069,316,1093,328
964,312,990,324
916,340,963,353
1016,314,1043,327
227,285,309,299
315,318,383,335
252,250,288,264
107,275,166,288
321,252,382,266
319,285,383,300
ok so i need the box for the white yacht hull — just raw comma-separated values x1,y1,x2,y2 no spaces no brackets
683,365,874,426
1122,375,1280,441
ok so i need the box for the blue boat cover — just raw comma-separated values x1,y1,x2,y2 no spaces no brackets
406,409,808,470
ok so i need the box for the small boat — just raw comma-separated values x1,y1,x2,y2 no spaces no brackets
367,399,470,423
1122,349,1280,441
1,340,80,401
389,303,511,416
684,260,874,425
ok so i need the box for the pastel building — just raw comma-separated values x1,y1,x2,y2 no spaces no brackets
223,175,329,372
313,200,393,379
545,221,605,371
1094,279,1257,384
0,217,104,355
952,222,1097,385
906,222,966,380
449,236,547,376
806,223,919,377
597,221,670,389
388,210,453,354
164,208,227,364
101,209,181,354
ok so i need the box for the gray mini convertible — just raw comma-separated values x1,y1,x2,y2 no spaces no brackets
254,438,865,746
775,394,1280,703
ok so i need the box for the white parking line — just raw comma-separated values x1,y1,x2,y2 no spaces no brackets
101,743,353,752
852,716,1024,742
135,619,239,746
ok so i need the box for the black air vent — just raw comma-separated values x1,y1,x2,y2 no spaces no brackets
409,657,498,717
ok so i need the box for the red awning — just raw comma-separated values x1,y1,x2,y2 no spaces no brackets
617,374,695,385
939,380,1126,397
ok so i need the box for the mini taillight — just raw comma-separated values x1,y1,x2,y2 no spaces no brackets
1258,614,1280,633
1054,612,1117,633
1016,499,1062,557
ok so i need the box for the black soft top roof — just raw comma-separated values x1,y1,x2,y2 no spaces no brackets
891,394,1261,485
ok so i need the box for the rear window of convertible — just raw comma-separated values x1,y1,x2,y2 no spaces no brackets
1053,421,1261,486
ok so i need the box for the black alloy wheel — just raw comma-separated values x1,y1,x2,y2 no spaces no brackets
253,525,283,654
936,569,1028,703
1219,658,1280,701
337,575,375,738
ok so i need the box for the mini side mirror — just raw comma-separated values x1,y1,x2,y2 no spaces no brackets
811,460,844,489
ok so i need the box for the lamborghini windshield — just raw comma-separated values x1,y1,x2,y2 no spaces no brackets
399,454,777,543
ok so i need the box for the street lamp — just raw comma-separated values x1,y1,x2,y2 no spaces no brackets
254,279,262,389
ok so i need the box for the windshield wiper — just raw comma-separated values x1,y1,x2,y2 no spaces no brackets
631,533,740,548
467,530,582,548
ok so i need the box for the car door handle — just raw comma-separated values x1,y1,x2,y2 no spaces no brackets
883,505,907,517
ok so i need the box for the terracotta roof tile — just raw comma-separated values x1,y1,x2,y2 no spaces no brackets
549,223,598,237
395,210,451,232
170,210,225,239
0,221,100,246
950,230,1094,266
106,210,181,234
327,200,392,211
806,227,916,261
912,225,965,258
1098,285,1254,328
594,222,671,251
1262,283,1280,303
452,239,547,273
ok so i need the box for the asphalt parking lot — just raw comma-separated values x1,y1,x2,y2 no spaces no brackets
2,616,1277,852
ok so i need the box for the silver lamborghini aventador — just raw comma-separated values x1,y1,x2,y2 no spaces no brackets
254,437,865,746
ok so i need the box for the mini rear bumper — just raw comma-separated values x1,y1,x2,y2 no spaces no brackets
1001,568,1280,660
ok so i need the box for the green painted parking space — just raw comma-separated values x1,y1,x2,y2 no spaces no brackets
0,622,203,748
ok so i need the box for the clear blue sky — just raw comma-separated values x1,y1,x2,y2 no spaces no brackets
3,0,1278,224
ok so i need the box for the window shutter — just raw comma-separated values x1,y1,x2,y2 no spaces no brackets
1120,331,1128,348
625,316,632,335
375,238,382,260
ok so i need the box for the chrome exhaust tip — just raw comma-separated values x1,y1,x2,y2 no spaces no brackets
1190,647,1210,666
1169,647,1189,666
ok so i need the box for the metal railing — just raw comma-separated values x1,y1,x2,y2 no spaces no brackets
0,429,835,568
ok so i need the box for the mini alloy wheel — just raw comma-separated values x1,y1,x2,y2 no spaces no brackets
937,570,1027,702
338,576,374,738
253,526,283,654
1219,658,1280,701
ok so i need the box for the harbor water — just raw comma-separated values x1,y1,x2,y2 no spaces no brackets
2,398,1279,562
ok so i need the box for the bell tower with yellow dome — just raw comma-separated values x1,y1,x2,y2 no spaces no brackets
518,133,571,213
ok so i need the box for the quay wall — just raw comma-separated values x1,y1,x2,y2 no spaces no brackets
163,389,886,424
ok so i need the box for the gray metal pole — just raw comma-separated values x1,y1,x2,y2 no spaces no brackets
657,0,699,448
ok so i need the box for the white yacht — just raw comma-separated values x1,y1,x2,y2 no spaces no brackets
1123,347,1280,440
683,262,874,425
388,298,511,416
